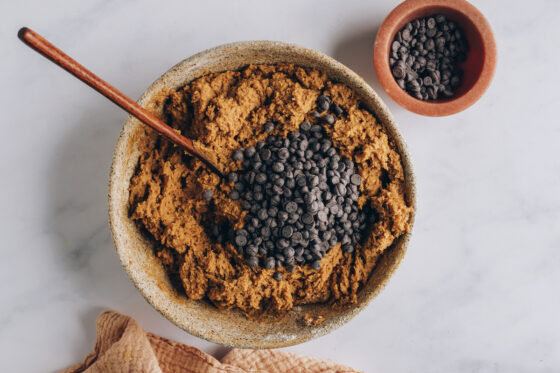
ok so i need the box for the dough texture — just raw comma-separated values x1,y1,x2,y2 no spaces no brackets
129,64,412,316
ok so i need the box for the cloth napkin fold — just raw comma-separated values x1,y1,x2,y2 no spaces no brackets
61,310,360,373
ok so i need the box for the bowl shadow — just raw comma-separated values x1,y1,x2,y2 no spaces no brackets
331,26,391,104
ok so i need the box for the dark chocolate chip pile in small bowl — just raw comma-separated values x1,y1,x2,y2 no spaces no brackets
390,14,469,101
217,96,372,281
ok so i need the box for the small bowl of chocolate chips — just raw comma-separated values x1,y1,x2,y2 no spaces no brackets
374,0,496,116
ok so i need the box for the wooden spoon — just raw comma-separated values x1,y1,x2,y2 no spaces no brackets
18,27,223,177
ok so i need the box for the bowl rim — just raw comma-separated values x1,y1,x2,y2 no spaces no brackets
108,40,417,348
374,0,497,116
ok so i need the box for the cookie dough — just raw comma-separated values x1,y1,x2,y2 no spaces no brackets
129,64,412,316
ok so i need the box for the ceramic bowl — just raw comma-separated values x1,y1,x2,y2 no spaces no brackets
374,0,497,116
108,41,416,348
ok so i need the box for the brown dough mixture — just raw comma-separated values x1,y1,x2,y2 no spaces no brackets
129,64,412,316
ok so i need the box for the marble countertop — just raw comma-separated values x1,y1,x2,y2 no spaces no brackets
1,0,559,371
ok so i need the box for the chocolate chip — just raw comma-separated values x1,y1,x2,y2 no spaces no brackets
247,256,258,268
273,271,283,281
323,114,335,125
278,148,290,160
317,210,328,222
389,13,468,100
402,28,411,41
332,105,343,115
244,147,256,158
232,149,244,161
227,121,369,272
311,111,321,119
277,238,290,249
281,225,294,238
317,95,330,112
291,232,303,244
392,65,406,79
342,244,354,253
425,38,435,51
264,121,275,132
234,234,247,247
427,17,436,29
260,148,272,161
202,190,214,201
283,247,295,258
443,87,454,97
406,70,418,82
336,183,347,196
299,213,313,225
264,257,275,269
285,201,298,214
272,162,285,173
427,28,437,38
228,172,238,183
255,173,267,184
245,245,258,256
234,182,245,192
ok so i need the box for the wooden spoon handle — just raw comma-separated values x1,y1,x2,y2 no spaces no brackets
18,27,222,177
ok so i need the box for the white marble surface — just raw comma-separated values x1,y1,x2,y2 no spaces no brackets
1,0,559,371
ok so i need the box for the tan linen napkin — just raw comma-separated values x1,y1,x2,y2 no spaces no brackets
61,310,360,373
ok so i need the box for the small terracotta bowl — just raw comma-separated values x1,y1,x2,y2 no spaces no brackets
108,41,416,348
374,0,496,116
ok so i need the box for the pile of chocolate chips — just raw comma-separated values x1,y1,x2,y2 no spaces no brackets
223,96,371,280
389,14,469,100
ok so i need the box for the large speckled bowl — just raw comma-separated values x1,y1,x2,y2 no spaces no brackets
108,41,416,348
